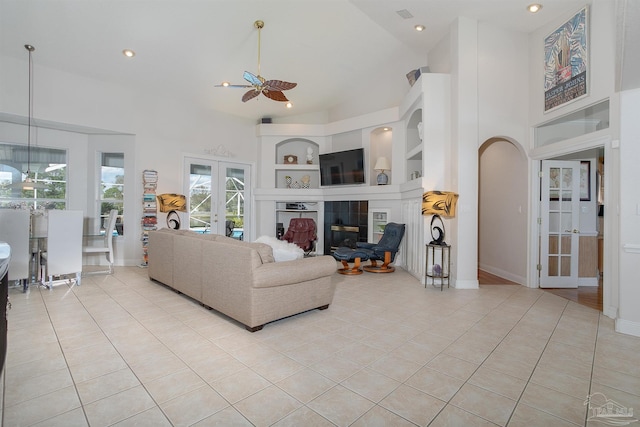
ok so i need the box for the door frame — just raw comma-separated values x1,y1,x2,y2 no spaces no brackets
528,133,616,317
182,154,253,240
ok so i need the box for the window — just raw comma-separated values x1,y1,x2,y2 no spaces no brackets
100,153,124,235
0,143,67,210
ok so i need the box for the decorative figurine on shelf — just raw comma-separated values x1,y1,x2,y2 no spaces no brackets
285,176,292,188
417,121,423,141
301,175,310,189
306,147,313,164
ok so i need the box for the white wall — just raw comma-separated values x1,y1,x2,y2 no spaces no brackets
1,53,257,265
618,87,640,334
528,1,616,133
479,140,528,284
477,24,530,145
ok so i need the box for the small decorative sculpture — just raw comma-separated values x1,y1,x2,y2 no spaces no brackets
306,147,313,164
417,121,423,141
433,264,442,276
285,176,292,188
301,175,310,189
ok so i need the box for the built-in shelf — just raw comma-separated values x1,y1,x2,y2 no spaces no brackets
275,164,319,171
406,146,422,160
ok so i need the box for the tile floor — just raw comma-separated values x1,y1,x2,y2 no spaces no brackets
2,266,640,426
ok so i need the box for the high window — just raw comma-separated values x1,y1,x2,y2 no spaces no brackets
100,153,124,235
0,143,67,210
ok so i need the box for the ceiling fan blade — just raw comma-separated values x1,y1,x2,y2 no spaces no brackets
263,80,297,91
242,89,260,102
243,71,264,87
262,90,289,102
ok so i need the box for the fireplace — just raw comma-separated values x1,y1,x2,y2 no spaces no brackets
330,225,360,252
323,201,368,254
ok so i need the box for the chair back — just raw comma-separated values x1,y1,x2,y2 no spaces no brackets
282,218,317,252
225,220,235,237
47,210,83,277
0,210,30,280
378,222,406,254
103,209,118,249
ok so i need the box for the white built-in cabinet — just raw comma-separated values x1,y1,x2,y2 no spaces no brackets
406,108,423,182
368,209,389,243
401,197,425,281
254,73,450,275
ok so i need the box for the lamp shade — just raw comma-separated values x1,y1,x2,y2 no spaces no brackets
421,191,459,218
374,157,391,171
156,193,187,213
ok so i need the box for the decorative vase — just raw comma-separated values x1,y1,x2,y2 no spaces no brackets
301,174,310,189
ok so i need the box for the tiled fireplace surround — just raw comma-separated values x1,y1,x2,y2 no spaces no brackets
323,201,368,255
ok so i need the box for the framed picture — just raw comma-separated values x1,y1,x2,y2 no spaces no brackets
544,6,589,112
580,161,591,201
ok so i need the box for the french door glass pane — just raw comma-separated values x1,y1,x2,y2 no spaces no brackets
189,164,212,232
225,167,245,240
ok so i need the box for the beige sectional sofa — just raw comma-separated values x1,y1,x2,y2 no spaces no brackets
147,228,337,331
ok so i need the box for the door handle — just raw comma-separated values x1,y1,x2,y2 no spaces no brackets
564,229,580,234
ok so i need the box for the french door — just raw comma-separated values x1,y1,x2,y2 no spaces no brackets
183,157,251,239
540,160,581,288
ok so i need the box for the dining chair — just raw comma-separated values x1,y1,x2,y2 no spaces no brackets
0,210,30,285
82,209,117,275
42,210,83,287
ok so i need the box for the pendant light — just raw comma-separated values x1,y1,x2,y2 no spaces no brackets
13,44,45,190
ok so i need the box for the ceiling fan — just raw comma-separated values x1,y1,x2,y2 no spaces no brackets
216,20,297,103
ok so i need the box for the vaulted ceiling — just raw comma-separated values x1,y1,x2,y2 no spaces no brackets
0,0,635,123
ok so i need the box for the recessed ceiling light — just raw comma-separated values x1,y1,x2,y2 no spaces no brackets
122,49,135,58
527,4,542,13
414,24,425,32
286,102,292,109
383,127,390,131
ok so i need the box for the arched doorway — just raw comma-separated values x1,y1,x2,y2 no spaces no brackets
478,137,528,285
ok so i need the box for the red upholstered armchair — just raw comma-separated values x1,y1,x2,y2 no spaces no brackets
282,218,317,253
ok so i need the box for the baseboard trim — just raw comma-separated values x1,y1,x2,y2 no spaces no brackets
615,318,640,338
478,264,526,285
578,277,599,287
454,279,479,289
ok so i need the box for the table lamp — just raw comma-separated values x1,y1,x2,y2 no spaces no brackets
421,191,458,245
374,157,391,185
157,193,187,229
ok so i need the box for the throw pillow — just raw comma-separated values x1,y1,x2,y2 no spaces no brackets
255,235,304,262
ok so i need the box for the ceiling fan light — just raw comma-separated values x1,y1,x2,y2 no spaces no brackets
527,4,542,13
286,102,292,109
221,81,230,87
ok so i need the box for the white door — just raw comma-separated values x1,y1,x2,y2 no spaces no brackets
540,160,581,288
184,157,251,239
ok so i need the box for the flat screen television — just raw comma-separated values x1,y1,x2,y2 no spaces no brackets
319,148,365,186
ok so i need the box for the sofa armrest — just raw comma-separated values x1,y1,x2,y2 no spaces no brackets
253,256,336,288
148,229,175,286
